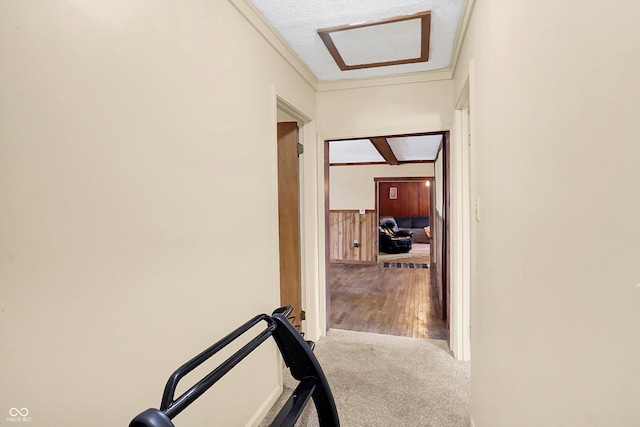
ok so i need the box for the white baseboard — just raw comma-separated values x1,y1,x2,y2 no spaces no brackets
245,383,283,427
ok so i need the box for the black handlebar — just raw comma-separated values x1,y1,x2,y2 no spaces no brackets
129,306,339,427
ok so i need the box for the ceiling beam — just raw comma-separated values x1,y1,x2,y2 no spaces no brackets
370,137,399,165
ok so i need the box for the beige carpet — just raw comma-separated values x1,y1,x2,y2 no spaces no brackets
260,329,470,427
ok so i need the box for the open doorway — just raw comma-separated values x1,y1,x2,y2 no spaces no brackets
325,132,450,340
376,178,432,263
275,96,312,335
276,121,302,328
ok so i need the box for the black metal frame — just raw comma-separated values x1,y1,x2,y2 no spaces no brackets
129,307,340,427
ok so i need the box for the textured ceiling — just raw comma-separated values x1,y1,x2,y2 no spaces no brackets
330,135,442,165
388,135,442,161
249,0,465,81
330,139,385,164
330,19,422,66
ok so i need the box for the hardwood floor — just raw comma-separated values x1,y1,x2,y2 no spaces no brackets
329,255,448,340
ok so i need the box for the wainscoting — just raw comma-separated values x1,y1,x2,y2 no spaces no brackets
329,210,376,264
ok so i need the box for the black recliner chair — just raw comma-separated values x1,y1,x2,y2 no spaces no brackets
379,216,412,254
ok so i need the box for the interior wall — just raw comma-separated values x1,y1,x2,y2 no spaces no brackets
454,1,640,426
318,76,454,343
378,181,430,217
318,79,454,139
0,1,318,426
330,164,434,210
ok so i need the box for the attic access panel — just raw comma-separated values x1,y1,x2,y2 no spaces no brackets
317,11,431,71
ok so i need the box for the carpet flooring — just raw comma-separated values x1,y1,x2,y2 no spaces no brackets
260,329,470,427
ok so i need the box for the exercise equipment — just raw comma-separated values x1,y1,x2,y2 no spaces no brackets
129,306,340,427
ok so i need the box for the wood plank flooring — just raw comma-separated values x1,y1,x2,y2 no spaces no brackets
329,255,447,340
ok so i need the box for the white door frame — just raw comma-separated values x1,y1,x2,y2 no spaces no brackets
450,73,472,361
274,88,321,341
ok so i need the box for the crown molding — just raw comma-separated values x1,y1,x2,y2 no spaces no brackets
449,0,477,76
317,69,452,92
228,0,319,90
230,0,476,93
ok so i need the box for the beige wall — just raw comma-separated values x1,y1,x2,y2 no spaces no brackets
318,77,452,293
330,164,434,210
317,79,454,140
317,77,454,339
0,1,318,426
454,1,640,426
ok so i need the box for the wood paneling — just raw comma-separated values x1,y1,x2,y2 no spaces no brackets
378,181,430,217
329,210,376,264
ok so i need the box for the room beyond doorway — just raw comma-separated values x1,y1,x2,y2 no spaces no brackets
329,252,447,339
325,130,450,341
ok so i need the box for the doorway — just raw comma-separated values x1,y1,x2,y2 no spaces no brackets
450,76,472,360
275,95,312,334
376,178,432,263
325,132,451,340
277,121,302,327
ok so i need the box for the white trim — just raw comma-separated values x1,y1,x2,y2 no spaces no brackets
314,135,328,341
460,104,472,361
450,109,464,359
317,69,452,92
455,78,470,110
230,0,478,92
276,94,312,124
450,74,472,361
449,0,477,77
273,86,326,342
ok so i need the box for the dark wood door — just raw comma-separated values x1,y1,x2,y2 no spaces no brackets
277,122,302,326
